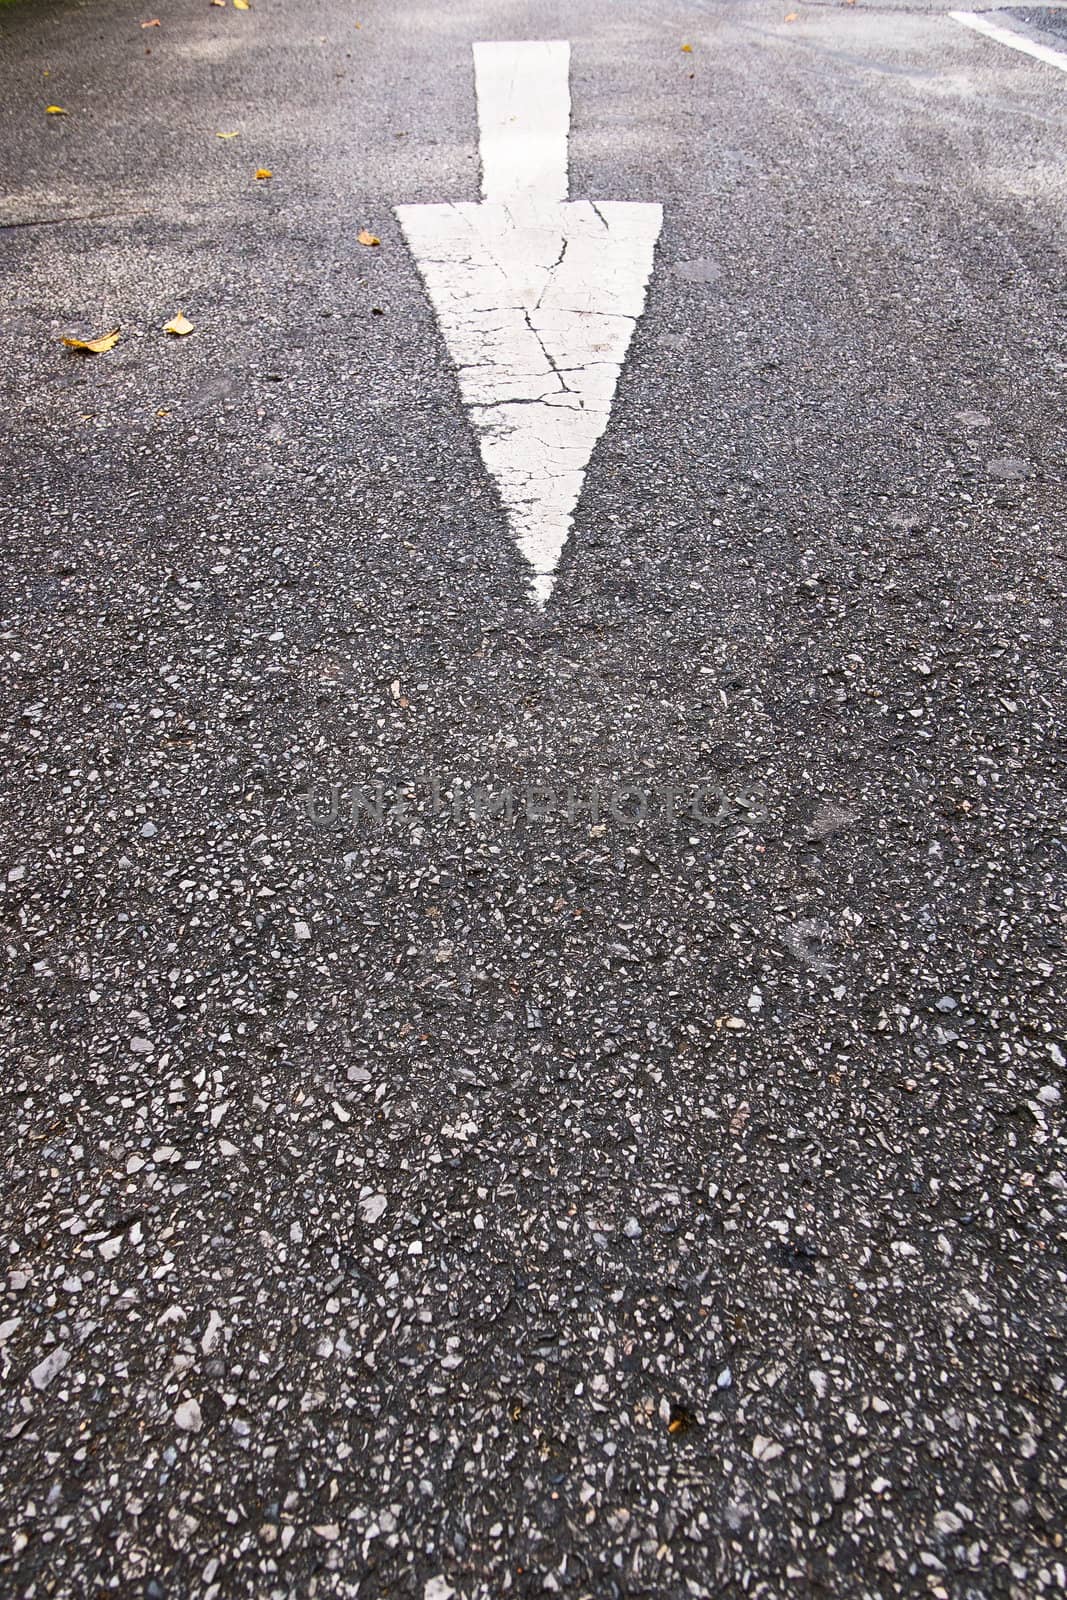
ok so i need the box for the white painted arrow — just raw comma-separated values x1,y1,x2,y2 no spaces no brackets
395,41,662,604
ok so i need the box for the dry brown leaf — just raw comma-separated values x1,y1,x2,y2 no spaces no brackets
46,105,67,115
141,17,161,26
357,229,380,247
210,1,225,7
216,130,240,138
62,329,121,354
163,312,194,336
255,168,272,179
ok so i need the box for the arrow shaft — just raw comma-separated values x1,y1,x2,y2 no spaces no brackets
473,41,570,205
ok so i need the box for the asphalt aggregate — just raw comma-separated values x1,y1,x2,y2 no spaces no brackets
0,0,1064,1596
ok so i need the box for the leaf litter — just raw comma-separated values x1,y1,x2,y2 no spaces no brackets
62,330,121,354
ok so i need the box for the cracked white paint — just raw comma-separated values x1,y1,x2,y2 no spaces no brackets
396,42,662,603
474,40,570,207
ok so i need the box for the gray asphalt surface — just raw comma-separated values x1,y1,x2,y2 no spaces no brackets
1,0,1065,1596
1008,5,1067,43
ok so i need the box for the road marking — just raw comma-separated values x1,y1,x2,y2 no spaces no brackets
475,40,570,205
950,9,1067,74
396,42,662,604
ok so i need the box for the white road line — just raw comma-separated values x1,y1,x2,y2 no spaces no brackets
396,42,662,605
950,9,1067,74
474,40,570,205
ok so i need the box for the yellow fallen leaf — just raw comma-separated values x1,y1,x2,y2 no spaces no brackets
785,10,798,17
233,0,250,9
62,329,121,354
46,105,67,115
357,229,380,247
255,168,272,179
216,130,240,138
163,312,194,336
681,42,693,52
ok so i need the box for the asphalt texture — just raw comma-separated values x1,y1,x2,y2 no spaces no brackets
1007,5,1067,44
1,0,1065,1596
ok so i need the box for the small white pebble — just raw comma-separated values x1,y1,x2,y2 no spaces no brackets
30,1347,69,1390
201,1310,224,1355
174,1398,202,1432
358,1194,387,1225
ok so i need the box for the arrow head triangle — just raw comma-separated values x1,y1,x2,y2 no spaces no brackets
395,198,662,602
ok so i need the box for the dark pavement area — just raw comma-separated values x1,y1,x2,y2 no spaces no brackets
1008,6,1067,44
0,0,1065,1595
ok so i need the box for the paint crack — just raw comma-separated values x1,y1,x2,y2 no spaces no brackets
521,308,577,395
533,237,569,312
